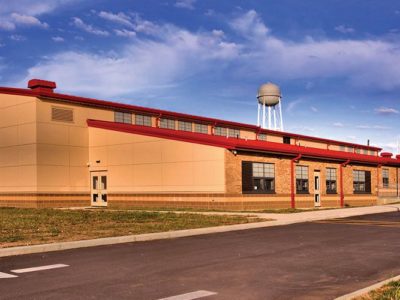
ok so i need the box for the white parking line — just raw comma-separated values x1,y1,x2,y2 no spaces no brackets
11,264,69,274
0,272,18,278
158,290,217,300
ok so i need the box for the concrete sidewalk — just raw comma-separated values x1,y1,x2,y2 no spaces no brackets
1,204,399,258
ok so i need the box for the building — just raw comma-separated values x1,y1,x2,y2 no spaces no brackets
0,79,399,209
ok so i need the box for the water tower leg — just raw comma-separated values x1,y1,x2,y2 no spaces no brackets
273,107,277,130
268,106,271,129
262,104,266,129
257,103,260,127
279,99,284,131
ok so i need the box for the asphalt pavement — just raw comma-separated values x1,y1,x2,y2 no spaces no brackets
1,211,400,300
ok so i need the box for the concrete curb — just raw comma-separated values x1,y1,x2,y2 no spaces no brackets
1,204,399,258
335,274,400,300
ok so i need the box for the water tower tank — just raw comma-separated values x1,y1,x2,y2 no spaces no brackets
257,83,281,106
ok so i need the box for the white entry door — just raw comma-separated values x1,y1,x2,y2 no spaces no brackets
314,171,321,207
91,172,108,207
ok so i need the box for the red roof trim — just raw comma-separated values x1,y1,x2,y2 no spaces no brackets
87,119,400,166
0,84,381,151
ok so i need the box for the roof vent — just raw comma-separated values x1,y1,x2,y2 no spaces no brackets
380,152,393,158
28,79,56,93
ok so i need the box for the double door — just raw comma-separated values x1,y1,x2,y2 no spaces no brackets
91,172,107,207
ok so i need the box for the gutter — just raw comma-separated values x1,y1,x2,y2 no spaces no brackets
291,154,302,209
340,159,351,207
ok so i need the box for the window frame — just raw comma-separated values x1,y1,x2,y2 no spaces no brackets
242,162,276,194
214,126,227,136
178,120,192,132
228,128,240,138
283,136,291,144
326,168,337,194
353,170,371,194
296,165,309,194
135,114,152,126
114,111,132,124
382,168,389,188
159,118,176,130
194,123,208,134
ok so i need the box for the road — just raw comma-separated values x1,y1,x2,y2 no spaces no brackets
1,212,400,300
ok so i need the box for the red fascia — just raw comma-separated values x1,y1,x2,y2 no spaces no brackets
0,84,380,152
86,119,400,167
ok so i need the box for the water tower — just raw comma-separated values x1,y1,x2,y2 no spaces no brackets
257,82,284,131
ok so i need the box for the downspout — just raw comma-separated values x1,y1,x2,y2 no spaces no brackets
340,159,350,208
376,164,381,198
291,154,302,209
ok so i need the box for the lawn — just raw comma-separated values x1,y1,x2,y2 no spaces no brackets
355,280,400,300
0,208,263,248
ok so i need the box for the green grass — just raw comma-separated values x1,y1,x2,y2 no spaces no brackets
117,206,337,214
0,207,263,248
355,280,400,300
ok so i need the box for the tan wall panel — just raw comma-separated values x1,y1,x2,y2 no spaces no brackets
70,147,89,166
132,141,163,164
37,166,70,188
240,130,256,140
37,144,70,166
18,123,37,145
108,144,134,165
89,127,226,193
37,123,69,145
0,126,19,147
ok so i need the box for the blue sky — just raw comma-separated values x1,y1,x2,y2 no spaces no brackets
0,0,399,152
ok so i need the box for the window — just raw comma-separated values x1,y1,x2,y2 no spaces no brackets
347,147,354,153
178,121,192,132
283,136,291,144
382,169,389,188
326,168,337,194
370,150,376,156
228,128,240,138
241,162,275,193
194,123,208,134
258,133,267,141
135,114,152,126
214,126,227,136
160,118,175,129
340,145,345,151
353,170,371,193
114,111,132,124
363,149,368,155
296,165,309,193
355,149,361,154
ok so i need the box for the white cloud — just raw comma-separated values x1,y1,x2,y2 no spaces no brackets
114,29,136,38
19,22,239,98
230,10,269,39
10,34,26,41
334,25,355,34
374,107,399,115
310,106,318,112
356,124,391,130
174,0,196,10
71,17,109,36
0,20,16,30
52,36,64,42
333,122,344,127
11,13,48,28
0,0,78,31
227,10,400,91
98,11,133,27
286,99,304,113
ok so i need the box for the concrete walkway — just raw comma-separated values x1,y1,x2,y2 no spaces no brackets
1,204,399,258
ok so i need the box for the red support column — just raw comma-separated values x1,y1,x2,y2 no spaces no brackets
291,154,302,209
340,159,350,208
